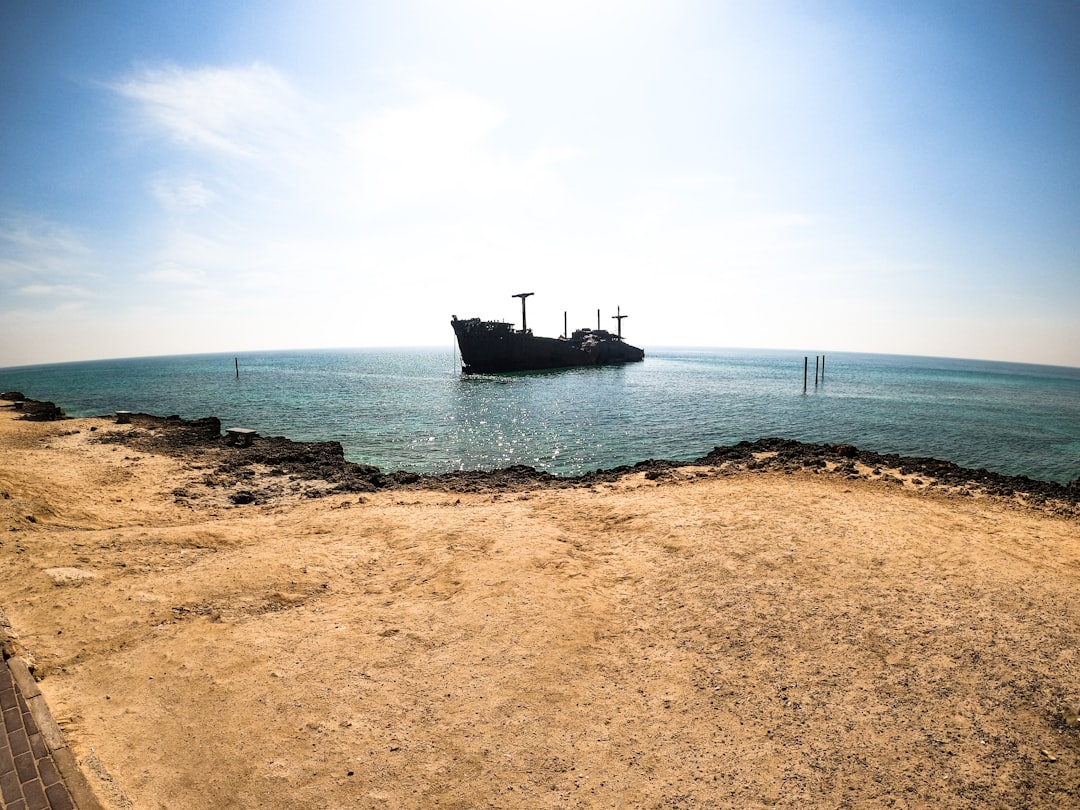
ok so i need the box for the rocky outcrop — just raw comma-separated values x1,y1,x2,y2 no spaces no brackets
94,413,221,446
694,438,1078,507
83,413,1079,511
10,398,65,421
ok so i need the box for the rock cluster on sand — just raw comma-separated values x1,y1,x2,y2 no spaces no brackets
2,394,64,421
5,393,1077,507
74,409,1080,516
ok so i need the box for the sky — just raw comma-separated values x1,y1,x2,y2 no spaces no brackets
1,0,1079,368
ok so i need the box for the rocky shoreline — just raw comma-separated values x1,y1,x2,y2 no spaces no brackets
5,395,1079,515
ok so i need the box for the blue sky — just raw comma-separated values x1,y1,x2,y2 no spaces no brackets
2,0,1078,367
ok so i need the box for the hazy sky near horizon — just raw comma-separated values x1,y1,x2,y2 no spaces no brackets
2,0,1078,368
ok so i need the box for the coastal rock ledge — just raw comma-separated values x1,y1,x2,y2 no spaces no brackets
3,393,65,421
17,405,1065,516
2,397,1076,512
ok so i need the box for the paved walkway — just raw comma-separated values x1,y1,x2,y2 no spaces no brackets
1,655,97,810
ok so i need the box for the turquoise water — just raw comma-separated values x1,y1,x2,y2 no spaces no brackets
1,348,1078,483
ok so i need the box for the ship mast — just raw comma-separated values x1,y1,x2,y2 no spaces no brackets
512,292,534,333
611,306,628,339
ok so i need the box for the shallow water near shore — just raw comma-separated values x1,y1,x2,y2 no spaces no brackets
2,348,1078,483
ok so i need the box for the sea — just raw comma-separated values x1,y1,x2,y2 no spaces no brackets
1,348,1078,484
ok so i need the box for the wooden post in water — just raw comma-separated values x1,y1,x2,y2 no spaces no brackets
821,354,825,379
563,311,568,339
804,357,808,392
815,355,819,386
235,357,239,379
597,309,601,331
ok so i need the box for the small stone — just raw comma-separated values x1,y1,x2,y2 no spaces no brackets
1062,701,1080,727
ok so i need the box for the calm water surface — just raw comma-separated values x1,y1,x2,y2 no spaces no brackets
1,348,1077,483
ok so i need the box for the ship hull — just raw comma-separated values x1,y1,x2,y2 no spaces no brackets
452,317,645,374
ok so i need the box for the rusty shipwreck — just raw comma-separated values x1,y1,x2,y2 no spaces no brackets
451,292,645,374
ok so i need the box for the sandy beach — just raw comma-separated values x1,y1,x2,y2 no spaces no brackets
1,405,1078,809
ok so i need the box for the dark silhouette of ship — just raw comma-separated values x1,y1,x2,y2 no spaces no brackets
451,292,645,374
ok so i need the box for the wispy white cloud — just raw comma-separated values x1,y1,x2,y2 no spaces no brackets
0,215,95,291
140,264,207,286
114,64,578,222
103,64,588,320
17,283,92,298
151,175,217,211
342,84,579,214
112,63,303,159
0,216,90,264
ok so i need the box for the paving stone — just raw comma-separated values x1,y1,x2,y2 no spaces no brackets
14,749,37,783
10,725,31,756
1,765,24,803
22,776,49,809
46,781,76,810
29,731,49,759
0,681,18,712
36,754,60,788
1,741,15,776
1,657,82,810
3,705,22,734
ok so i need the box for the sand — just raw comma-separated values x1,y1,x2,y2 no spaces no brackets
1,407,1078,809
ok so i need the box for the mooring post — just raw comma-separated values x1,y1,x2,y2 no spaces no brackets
235,357,239,379
815,355,819,386
822,354,825,379
804,357,808,392
563,311,567,339
597,309,601,331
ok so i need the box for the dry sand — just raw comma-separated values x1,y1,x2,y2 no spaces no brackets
1,407,1078,808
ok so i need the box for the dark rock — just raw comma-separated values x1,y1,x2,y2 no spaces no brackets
66,407,1078,510
19,399,64,421
1,391,25,401
95,413,221,447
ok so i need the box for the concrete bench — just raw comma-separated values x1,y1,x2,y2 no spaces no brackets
224,427,258,447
